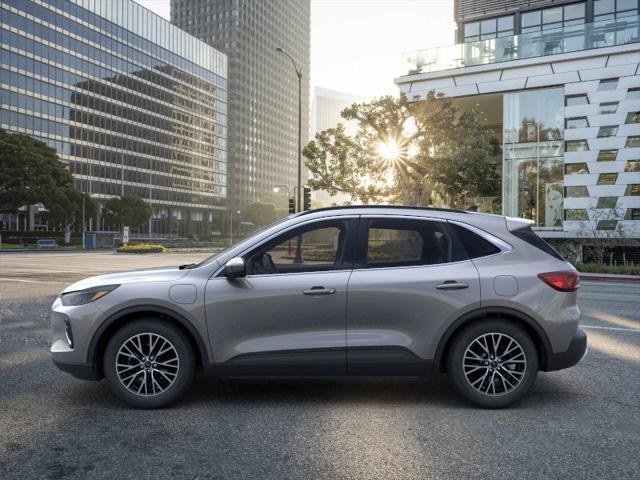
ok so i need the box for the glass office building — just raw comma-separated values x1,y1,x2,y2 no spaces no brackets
0,0,228,235
397,0,640,240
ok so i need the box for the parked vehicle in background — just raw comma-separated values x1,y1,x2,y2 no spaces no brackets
51,206,586,408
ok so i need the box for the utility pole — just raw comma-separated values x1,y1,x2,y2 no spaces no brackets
276,47,303,213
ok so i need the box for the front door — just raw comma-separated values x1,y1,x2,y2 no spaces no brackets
205,217,357,376
346,216,481,375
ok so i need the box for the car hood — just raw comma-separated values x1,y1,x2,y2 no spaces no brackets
61,267,190,293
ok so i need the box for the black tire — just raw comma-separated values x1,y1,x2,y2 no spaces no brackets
446,320,538,408
103,318,195,409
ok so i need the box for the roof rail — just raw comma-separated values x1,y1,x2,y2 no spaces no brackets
295,205,469,216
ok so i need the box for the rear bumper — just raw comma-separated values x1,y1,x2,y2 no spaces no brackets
543,329,587,372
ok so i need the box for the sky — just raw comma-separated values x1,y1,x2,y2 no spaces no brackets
134,0,454,98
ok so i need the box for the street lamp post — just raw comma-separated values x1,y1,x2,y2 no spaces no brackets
276,47,302,213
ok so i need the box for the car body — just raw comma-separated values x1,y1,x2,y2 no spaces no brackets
51,206,587,408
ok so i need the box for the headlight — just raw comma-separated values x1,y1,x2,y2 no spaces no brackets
60,285,120,306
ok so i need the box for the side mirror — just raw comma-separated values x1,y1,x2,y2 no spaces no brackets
224,257,246,279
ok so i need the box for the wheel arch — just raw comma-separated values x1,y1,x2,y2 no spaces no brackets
88,305,211,378
435,307,551,372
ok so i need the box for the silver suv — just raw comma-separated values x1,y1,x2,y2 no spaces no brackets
51,206,586,408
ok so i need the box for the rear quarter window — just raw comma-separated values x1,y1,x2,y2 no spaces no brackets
511,227,565,260
448,223,501,260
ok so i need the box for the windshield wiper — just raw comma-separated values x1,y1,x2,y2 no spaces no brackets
179,263,197,270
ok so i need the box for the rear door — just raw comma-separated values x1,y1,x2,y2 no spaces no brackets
346,216,481,375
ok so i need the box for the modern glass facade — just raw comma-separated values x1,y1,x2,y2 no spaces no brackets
0,0,228,235
172,0,311,213
503,88,565,229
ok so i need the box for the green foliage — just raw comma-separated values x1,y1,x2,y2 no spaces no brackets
103,194,152,229
576,263,640,276
116,243,165,254
245,202,278,227
0,129,96,239
44,190,96,235
0,129,73,210
303,93,499,207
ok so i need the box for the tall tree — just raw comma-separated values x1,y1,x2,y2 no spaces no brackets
303,92,499,208
102,194,152,230
0,129,74,213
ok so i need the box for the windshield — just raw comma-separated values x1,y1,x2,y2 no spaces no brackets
194,215,293,268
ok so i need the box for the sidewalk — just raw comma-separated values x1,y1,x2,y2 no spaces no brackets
579,272,640,283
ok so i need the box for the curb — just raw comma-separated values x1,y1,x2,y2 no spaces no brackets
579,274,640,283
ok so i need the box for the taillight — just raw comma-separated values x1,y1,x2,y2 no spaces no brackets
538,271,580,292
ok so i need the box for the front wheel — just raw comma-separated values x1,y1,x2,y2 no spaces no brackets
446,320,538,408
103,319,195,408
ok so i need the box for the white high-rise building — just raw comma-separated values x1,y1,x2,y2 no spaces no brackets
396,0,640,243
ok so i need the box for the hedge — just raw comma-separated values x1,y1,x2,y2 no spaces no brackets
116,243,166,254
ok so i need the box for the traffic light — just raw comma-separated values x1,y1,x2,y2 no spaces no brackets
303,187,311,211
288,197,295,214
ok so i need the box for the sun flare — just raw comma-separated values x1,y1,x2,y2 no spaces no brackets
377,139,401,162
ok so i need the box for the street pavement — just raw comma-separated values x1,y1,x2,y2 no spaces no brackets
0,252,639,479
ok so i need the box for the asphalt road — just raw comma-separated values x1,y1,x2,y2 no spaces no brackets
1,252,639,479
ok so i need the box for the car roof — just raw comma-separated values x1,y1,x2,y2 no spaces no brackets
294,205,508,228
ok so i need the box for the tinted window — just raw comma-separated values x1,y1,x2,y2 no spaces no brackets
448,224,500,259
511,227,564,260
365,219,449,267
247,221,347,275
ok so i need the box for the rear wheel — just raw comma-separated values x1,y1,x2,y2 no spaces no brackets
104,319,195,408
446,320,538,408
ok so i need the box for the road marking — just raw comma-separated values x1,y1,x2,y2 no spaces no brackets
0,277,66,284
582,325,640,333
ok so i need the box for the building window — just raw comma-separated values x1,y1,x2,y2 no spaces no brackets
503,88,564,228
565,186,589,197
597,196,618,208
566,117,589,128
626,112,640,124
564,209,589,221
626,184,640,196
566,140,589,151
597,126,618,137
597,173,618,184
598,79,618,91
627,88,640,100
464,14,514,42
565,162,590,174
625,208,640,220
594,0,639,21
626,136,640,148
597,220,618,230
598,102,619,114
566,94,589,106
521,2,586,33
625,160,640,172
597,149,618,161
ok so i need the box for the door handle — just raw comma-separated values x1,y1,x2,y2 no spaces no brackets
436,281,469,290
303,286,337,296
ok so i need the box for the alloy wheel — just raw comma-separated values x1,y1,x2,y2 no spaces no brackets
462,332,526,396
115,333,180,396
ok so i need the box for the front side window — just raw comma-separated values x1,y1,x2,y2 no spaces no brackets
247,221,348,275
364,219,450,268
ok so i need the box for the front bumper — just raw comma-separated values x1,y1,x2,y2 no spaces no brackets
52,358,100,380
543,329,587,372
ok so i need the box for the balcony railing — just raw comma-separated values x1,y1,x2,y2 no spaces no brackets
403,15,640,76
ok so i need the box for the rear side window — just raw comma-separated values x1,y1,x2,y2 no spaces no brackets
364,219,450,267
511,227,564,260
448,224,500,260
